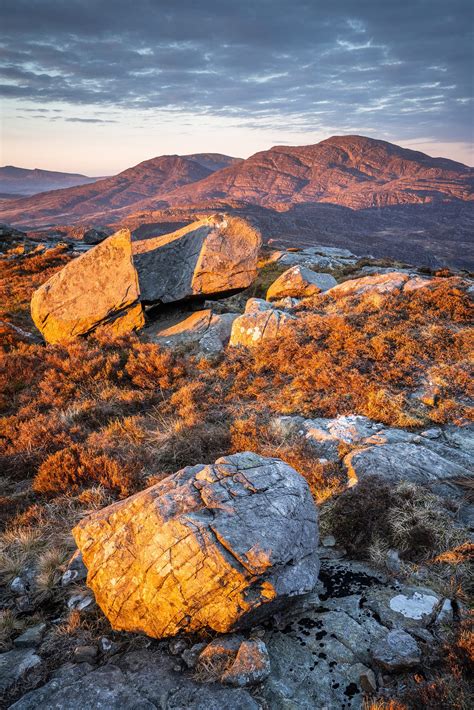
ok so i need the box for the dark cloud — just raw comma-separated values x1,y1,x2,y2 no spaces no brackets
1,0,472,144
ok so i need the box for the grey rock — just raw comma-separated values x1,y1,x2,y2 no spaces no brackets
14,623,47,648
267,265,337,301
168,638,188,656
67,591,96,612
182,642,207,669
82,228,109,245
11,650,259,710
372,630,421,670
10,576,27,595
322,535,336,548
73,452,320,638
221,639,271,687
0,648,41,692
74,645,98,663
365,586,440,630
144,308,238,355
61,549,87,586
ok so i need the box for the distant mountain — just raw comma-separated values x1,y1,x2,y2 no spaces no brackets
159,136,473,210
0,153,240,226
0,166,103,196
0,138,472,269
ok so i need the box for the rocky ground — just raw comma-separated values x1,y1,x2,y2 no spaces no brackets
0,221,472,708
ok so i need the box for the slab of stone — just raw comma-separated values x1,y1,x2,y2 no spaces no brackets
11,650,259,710
372,629,421,671
13,623,47,648
0,648,41,693
221,639,271,687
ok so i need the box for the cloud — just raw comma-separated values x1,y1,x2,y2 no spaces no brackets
0,0,472,146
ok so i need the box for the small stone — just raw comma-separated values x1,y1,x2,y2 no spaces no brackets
74,645,98,663
168,638,187,656
359,667,377,693
182,642,207,669
14,623,47,648
386,549,401,574
61,550,87,587
421,428,442,439
372,630,421,671
221,639,271,687
67,592,95,612
99,637,122,655
436,598,454,624
10,577,26,595
322,535,336,548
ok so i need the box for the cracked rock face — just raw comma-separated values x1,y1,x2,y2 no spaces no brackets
31,214,261,344
73,452,319,638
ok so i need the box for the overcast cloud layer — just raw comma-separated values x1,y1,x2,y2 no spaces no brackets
1,0,473,172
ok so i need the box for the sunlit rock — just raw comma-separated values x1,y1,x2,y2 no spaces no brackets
267,265,337,301
73,452,319,639
31,214,261,343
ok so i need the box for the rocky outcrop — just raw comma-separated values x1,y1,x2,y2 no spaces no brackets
31,214,261,343
271,415,474,525
229,298,295,347
73,452,319,639
266,265,337,301
325,271,410,302
10,649,259,710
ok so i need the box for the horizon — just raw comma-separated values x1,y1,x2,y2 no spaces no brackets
2,133,473,178
1,1,473,174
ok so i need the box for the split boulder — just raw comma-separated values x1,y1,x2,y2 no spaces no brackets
31,214,261,343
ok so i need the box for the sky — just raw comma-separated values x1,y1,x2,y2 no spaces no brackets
1,0,473,175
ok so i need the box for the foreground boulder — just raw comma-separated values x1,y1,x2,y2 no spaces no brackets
73,452,319,638
267,265,337,301
31,214,261,343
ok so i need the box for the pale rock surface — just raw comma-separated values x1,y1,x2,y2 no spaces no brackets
325,271,409,302
31,229,145,343
73,452,319,638
221,639,271,686
266,265,337,301
230,299,295,347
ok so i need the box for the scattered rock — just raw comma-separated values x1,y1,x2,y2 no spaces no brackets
61,550,87,587
67,591,96,612
182,642,207,669
325,272,410,303
0,648,41,693
144,308,238,356
230,298,295,347
221,639,271,687
359,667,377,692
266,265,337,301
322,535,336,548
14,623,47,648
372,630,421,671
10,649,259,710
73,452,319,638
74,646,98,664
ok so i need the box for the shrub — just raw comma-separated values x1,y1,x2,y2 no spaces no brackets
33,445,140,497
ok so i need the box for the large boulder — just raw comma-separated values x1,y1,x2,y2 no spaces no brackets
31,214,261,343
73,452,319,639
325,271,410,303
132,214,261,303
31,229,145,344
229,298,295,347
267,265,337,301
